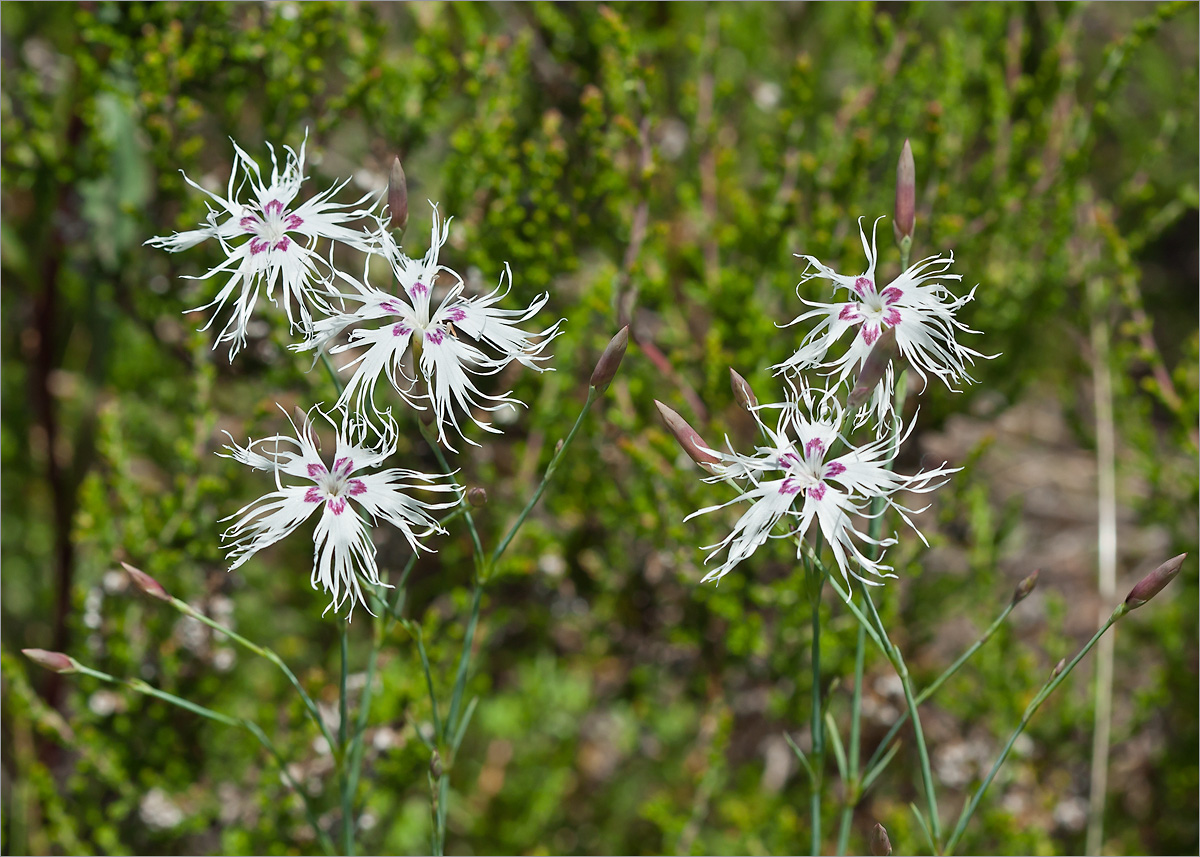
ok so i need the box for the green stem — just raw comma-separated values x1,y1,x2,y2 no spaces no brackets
321,352,345,396
421,424,486,567
345,618,382,829
70,662,334,854
491,387,599,568
170,598,337,752
862,600,1016,780
835,621,866,857
445,584,484,742
861,587,941,847
944,608,1126,855
810,562,824,856
339,621,354,856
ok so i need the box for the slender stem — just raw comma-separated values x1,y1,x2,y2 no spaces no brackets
862,601,1016,779
421,424,486,566
944,609,1126,855
491,387,598,568
339,622,354,856
835,621,866,856
170,597,337,751
70,662,334,854
809,562,825,855
345,618,382,825
861,587,941,846
1086,275,1118,856
321,352,345,396
445,584,484,742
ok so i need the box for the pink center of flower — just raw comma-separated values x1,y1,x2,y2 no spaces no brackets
304,455,366,513
425,328,445,345
445,307,467,323
393,323,412,337
381,300,401,314
780,477,803,495
853,276,874,296
241,198,304,255
824,461,846,478
808,483,826,501
408,281,428,298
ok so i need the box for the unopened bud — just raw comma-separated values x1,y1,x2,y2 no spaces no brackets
122,562,172,602
555,439,564,455
870,822,892,856
430,750,443,780
654,400,721,474
1011,569,1039,605
847,327,898,410
589,326,629,394
22,648,77,674
894,139,915,246
293,407,321,451
388,158,408,232
729,368,758,412
1124,553,1186,610
467,487,488,508
1052,658,1066,678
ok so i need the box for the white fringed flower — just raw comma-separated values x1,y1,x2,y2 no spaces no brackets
686,384,956,586
299,207,562,450
147,136,383,358
774,217,988,428
220,407,459,618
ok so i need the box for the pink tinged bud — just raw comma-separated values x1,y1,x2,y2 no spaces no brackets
430,750,443,780
654,400,721,474
121,561,171,602
388,158,408,232
467,487,488,508
23,648,77,674
589,326,629,394
894,138,915,245
870,822,892,856
1124,553,1186,610
1011,569,1040,605
1052,658,1066,678
729,368,758,412
847,326,899,410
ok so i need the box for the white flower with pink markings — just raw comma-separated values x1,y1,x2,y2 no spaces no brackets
147,136,383,358
774,218,987,428
220,408,460,617
686,385,956,586
299,208,562,450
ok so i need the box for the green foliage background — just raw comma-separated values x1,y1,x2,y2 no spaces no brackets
2,2,1197,855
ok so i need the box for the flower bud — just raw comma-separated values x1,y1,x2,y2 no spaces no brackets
22,648,77,674
121,561,172,602
654,400,721,474
894,138,915,246
1052,658,1066,678
589,326,629,394
1011,569,1039,605
847,326,898,411
388,158,408,232
430,750,443,780
870,822,892,856
467,487,488,508
1124,553,1186,610
729,368,758,412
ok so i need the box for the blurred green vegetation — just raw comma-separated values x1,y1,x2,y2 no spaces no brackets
2,2,1197,855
